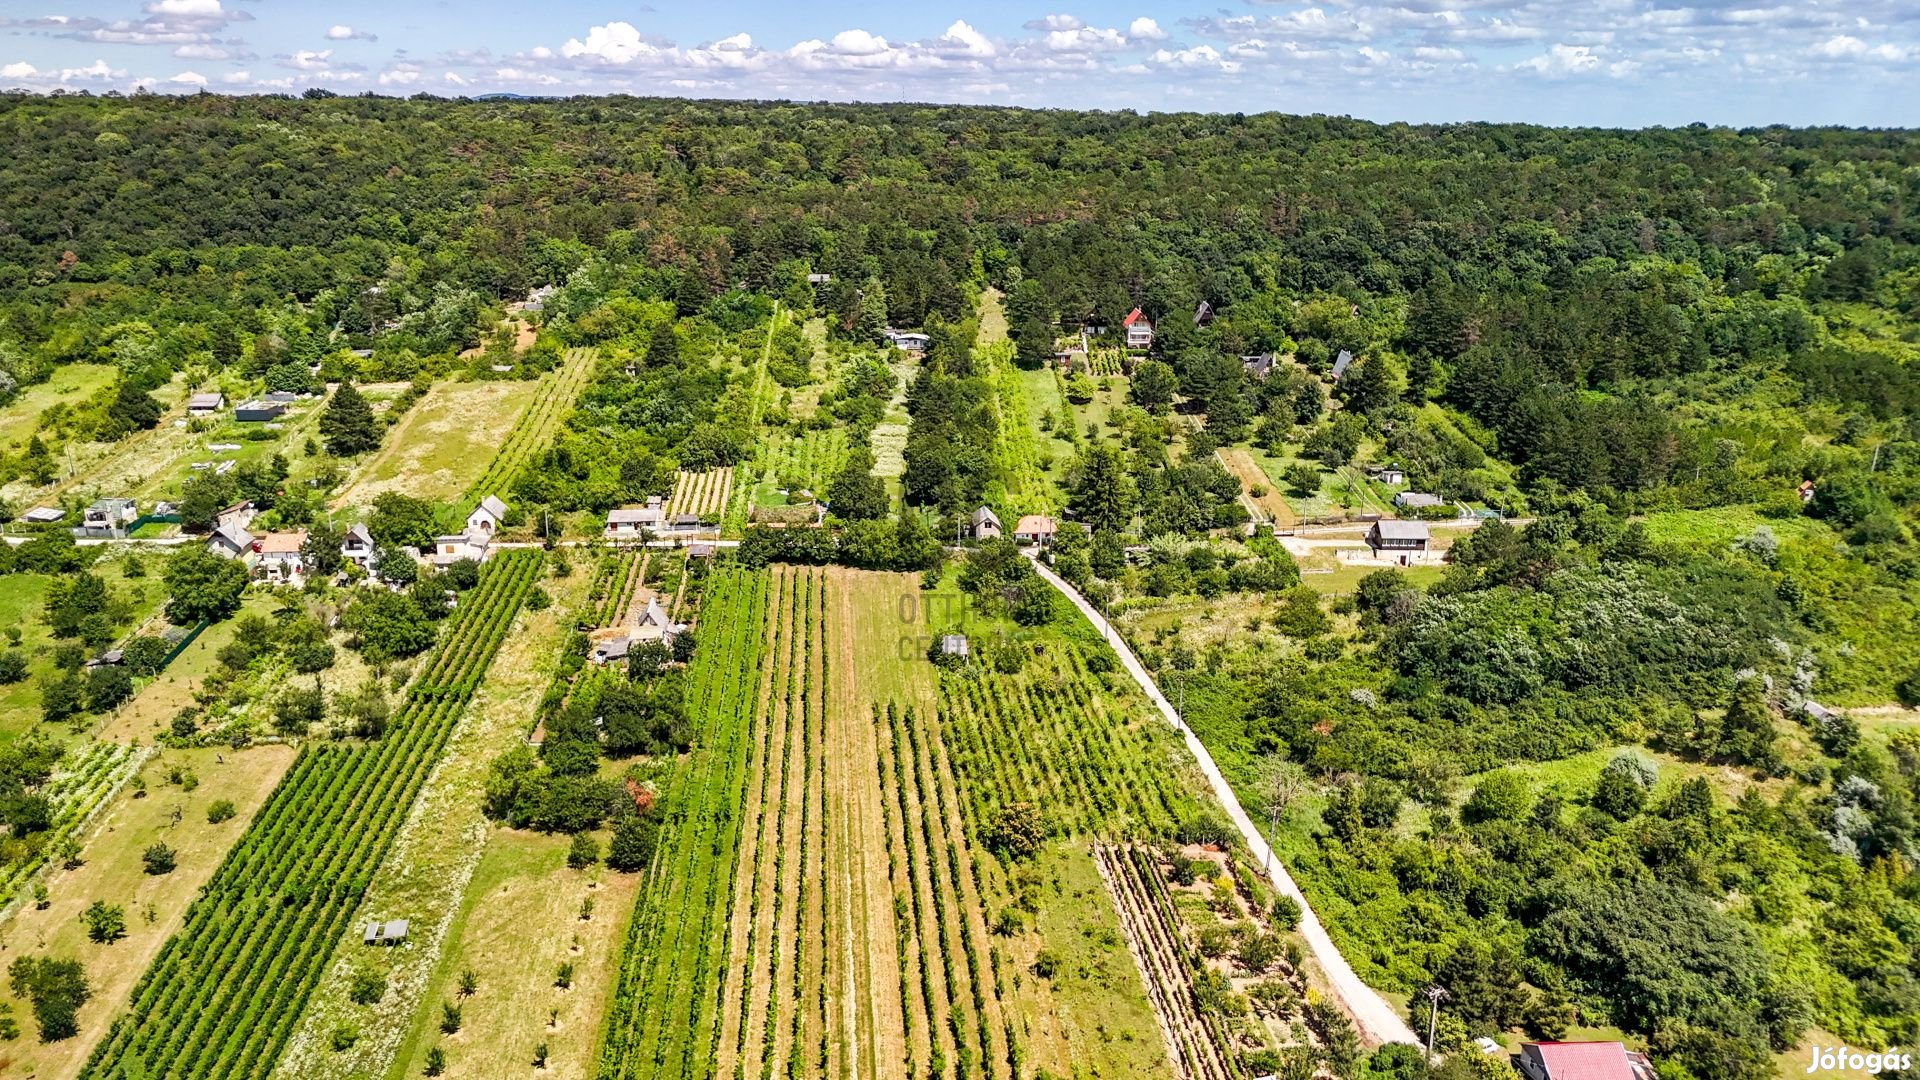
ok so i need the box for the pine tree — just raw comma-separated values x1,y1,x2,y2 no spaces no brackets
855,278,889,344
320,380,381,456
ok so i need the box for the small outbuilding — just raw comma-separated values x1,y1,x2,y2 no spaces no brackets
363,919,410,946
1330,350,1354,381
940,634,969,658
233,399,285,423
1392,491,1444,509
187,392,225,416
591,636,632,665
21,506,65,525
606,499,665,538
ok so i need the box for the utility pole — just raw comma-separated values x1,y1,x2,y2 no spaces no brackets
1424,986,1450,1060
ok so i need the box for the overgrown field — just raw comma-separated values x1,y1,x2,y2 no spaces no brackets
461,346,598,508
79,552,540,1080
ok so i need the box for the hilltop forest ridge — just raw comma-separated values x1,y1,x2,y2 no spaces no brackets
0,92,1914,1080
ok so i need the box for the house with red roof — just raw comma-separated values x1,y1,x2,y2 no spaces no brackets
1123,307,1153,350
1516,1041,1656,1080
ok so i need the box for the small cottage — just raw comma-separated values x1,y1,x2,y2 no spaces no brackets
207,523,255,561
1330,350,1354,381
1013,515,1058,547
253,532,307,584
341,523,376,570
1123,308,1153,350
966,506,1003,541
606,498,665,539
80,498,138,538
1366,520,1430,565
467,495,508,535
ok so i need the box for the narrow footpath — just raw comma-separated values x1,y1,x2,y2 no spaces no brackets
1027,555,1422,1048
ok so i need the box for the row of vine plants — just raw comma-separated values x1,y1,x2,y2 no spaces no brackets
79,551,542,1080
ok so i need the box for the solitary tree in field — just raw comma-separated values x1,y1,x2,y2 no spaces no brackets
320,380,381,456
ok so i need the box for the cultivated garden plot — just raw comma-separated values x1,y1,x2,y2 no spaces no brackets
592,565,1282,1080
666,467,733,521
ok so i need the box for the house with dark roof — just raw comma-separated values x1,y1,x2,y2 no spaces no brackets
233,399,285,422
1241,353,1278,379
1366,520,1430,565
187,392,225,416
1516,1041,1655,1080
1193,300,1214,327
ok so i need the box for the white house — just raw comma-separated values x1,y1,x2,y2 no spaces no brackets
966,506,1002,541
606,497,664,539
341,523,376,571
1123,308,1153,350
1013,514,1058,547
431,531,492,568
466,495,508,536
207,523,255,561
635,596,688,644
254,532,307,584
80,498,138,538
1372,465,1407,486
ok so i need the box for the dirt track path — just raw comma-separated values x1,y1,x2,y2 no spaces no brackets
1028,556,1421,1048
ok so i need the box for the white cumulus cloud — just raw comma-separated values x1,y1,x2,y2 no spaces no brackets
1129,17,1167,41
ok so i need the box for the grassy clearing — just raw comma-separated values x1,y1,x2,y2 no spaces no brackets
462,347,598,509
0,744,297,1080
383,833,638,1080
1218,447,1298,527
333,380,542,511
0,364,118,453
1639,505,1826,549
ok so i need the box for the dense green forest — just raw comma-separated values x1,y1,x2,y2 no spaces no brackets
1,92,1918,1079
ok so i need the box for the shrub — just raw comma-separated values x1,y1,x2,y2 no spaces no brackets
141,842,177,875
1270,895,1302,931
440,1001,462,1034
330,1023,359,1051
424,1046,446,1076
567,832,600,869
206,799,237,824
348,965,386,1006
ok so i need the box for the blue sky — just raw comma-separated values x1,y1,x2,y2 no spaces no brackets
2,0,1916,126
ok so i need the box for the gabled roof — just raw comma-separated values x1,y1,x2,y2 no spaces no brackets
969,506,1001,527
1122,307,1148,328
639,597,671,628
608,506,663,525
219,500,254,517
211,523,253,549
1193,300,1213,325
1521,1042,1643,1080
343,523,374,547
476,495,508,521
1331,349,1354,379
1393,492,1444,508
1014,515,1057,535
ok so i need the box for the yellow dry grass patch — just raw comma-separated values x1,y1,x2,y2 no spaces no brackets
0,744,297,1080
334,380,539,509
